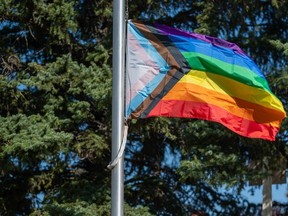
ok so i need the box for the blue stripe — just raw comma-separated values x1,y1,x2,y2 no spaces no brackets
167,34,265,78
126,22,170,117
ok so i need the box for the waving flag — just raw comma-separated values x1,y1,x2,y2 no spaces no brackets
126,20,286,141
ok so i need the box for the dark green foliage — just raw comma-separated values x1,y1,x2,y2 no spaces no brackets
0,0,287,215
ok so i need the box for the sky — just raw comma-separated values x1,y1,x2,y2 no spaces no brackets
241,180,288,203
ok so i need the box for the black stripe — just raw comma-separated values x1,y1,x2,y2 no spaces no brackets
139,23,191,118
145,24,191,74
140,70,184,118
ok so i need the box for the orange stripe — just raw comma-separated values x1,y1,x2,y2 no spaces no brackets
180,70,285,114
162,82,283,127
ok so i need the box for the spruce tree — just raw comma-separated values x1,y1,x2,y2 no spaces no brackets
0,0,287,215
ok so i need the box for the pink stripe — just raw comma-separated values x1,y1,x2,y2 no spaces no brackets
126,30,161,105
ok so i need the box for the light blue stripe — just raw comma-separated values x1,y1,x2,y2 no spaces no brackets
126,22,170,117
168,34,265,78
129,22,168,68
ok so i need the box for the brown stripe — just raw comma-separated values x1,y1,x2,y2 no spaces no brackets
129,21,187,118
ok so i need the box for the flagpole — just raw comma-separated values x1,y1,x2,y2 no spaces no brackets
112,0,125,215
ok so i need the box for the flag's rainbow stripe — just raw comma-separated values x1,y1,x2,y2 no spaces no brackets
126,20,286,141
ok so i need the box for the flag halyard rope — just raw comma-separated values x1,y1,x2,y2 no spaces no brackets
107,121,128,170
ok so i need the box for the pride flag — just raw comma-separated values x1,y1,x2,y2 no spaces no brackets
126,20,286,141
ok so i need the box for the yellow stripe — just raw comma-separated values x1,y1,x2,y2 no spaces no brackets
162,82,283,127
179,70,285,114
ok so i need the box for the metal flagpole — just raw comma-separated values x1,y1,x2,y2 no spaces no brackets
111,0,125,215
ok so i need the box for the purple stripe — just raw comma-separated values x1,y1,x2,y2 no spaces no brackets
154,23,247,56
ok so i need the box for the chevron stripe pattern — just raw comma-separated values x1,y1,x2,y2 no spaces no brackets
126,20,286,141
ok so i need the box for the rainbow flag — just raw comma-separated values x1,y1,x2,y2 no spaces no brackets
126,20,286,141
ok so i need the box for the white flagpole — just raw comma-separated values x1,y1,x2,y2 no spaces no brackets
112,0,125,215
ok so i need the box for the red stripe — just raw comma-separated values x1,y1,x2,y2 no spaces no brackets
147,100,279,141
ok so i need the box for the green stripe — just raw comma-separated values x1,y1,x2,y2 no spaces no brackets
182,52,271,92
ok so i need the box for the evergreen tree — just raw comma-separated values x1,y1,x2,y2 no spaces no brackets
0,0,287,215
